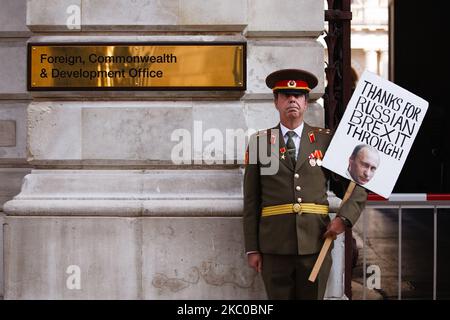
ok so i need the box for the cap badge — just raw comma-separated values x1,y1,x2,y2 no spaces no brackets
287,80,296,88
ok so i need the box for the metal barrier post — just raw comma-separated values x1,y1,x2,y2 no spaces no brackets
433,206,437,300
363,206,367,300
0,212,4,299
398,205,402,300
344,227,353,299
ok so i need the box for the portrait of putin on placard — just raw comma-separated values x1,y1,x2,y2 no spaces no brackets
346,144,380,185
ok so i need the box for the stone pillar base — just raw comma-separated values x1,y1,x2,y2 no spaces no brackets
4,169,265,299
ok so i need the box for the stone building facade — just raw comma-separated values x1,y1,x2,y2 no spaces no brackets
350,0,388,78
0,0,332,299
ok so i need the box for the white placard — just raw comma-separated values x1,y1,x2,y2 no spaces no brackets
322,70,429,198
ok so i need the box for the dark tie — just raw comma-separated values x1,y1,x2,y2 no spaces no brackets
286,131,297,165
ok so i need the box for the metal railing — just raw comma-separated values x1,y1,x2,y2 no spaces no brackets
359,194,450,300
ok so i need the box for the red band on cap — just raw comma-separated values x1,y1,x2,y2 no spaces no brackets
272,80,310,92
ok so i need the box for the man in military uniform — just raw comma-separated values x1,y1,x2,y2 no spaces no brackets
243,69,367,300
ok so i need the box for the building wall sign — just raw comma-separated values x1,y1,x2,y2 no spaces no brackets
28,42,246,91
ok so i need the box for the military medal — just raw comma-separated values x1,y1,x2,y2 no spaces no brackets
280,147,286,160
313,150,323,166
308,132,316,143
308,153,316,166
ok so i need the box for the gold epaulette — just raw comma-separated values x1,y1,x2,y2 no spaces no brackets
310,127,332,135
307,127,332,143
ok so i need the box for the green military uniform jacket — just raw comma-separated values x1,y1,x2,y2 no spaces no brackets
243,122,367,255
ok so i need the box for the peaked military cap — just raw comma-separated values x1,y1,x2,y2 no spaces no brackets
265,68,318,94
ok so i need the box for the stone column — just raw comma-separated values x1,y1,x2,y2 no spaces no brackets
3,0,326,299
379,49,389,79
364,48,379,74
0,0,33,300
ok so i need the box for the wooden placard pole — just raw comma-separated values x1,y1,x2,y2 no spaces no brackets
308,181,356,282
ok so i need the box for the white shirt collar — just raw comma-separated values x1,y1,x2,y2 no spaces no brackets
280,122,304,139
